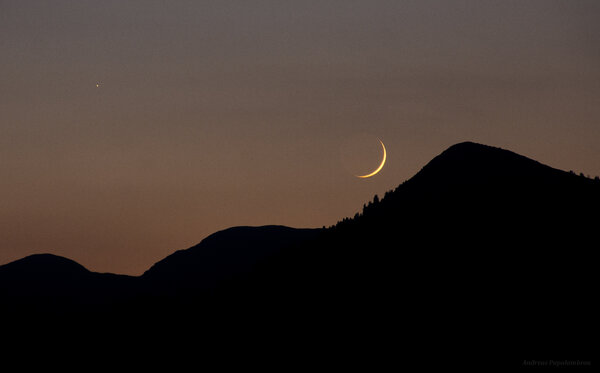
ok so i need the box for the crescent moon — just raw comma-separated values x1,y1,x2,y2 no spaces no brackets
355,139,387,178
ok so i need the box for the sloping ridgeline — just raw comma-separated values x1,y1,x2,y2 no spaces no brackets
1,142,597,367
227,142,598,364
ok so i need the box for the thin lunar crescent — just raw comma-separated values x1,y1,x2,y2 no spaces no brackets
355,139,387,178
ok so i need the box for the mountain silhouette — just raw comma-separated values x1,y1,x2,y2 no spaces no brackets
1,141,597,367
0,253,136,316
141,225,321,294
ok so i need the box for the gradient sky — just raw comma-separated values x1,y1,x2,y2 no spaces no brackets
2,1,599,275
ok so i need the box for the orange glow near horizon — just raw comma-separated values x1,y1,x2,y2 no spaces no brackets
1,2,599,275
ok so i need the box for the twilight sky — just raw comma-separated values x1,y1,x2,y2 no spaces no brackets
1,1,599,275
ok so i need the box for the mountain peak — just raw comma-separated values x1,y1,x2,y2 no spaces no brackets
0,253,89,276
141,225,321,291
439,141,535,163
359,140,598,222
410,141,559,185
443,141,499,154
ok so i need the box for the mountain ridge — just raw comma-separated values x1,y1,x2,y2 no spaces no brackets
1,140,597,366
0,253,90,275
2,141,598,283
140,225,321,293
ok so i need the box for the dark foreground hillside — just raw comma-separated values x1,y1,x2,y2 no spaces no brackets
1,142,597,368
228,142,598,365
